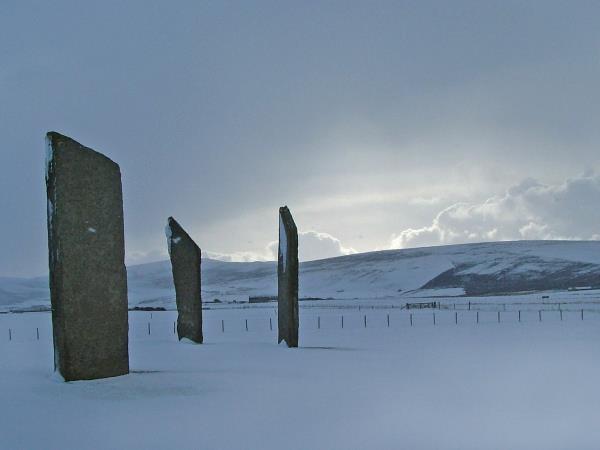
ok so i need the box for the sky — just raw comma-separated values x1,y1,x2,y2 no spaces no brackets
1,1,600,277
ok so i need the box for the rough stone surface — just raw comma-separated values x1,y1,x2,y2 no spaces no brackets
45,132,129,381
166,217,203,343
277,206,299,347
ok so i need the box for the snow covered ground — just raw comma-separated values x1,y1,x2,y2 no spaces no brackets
1,302,600,449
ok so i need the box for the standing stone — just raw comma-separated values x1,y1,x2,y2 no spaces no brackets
166,217,203,343
45,132,129,381
278,206,299,347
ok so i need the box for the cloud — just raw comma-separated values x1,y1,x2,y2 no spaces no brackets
204,250,271,263
126,248,272,265
408,196,443,206
159,230,356,264
267,230,356,262
126,249,168,266
391,172,600,249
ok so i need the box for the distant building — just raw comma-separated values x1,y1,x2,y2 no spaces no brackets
405,301,438,309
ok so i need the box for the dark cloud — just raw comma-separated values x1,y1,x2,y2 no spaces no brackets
1,1,600,275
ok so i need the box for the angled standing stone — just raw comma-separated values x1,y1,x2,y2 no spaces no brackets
278,206,299,347
45,132,129,381
166,217,203,343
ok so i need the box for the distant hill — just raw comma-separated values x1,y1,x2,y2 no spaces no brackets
2,240,600,311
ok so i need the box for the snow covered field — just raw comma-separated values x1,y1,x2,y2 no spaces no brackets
1,303,600,450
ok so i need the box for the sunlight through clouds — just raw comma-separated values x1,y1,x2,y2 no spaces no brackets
392,172,600,249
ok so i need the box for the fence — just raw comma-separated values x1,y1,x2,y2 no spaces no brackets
2,305,600,343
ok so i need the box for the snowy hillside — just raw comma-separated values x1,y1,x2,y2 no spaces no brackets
0,276,50,312
3,240,600,311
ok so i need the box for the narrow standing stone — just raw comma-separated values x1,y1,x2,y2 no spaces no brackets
45,132,129,381
278,206,299,347
166,217,203,343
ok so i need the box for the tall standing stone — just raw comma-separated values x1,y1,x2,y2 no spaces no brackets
45,132,129,381
166,217,203,343
278,206,299,347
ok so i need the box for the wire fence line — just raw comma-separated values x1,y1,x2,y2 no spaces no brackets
3,307,599,343
437,299,600,311
214,299,600,311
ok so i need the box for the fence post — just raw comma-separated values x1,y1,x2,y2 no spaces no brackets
222,319,225,333
539,310,542,322
148,322,151,335
36,327,39,340
269,317,272,331
455,312,458,324
387,314,390,327
476,311,479,324
518,310,521,322
468,301,471,311
581,309,584,321
498,311,500,323
410,313,413,327
364,315,367,328
245,319,248,331
560,310,563,321
9,328,11,341
341,315,344,329
433,312,436,325
318,316,321,329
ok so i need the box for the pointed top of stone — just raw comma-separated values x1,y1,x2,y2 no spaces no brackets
166,216,193,241
279,205,297,231
46,131,73,143
165,217,200,256
167,216,182,231
46,131,120,168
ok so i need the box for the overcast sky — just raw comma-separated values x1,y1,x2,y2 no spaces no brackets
1,1,600,277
